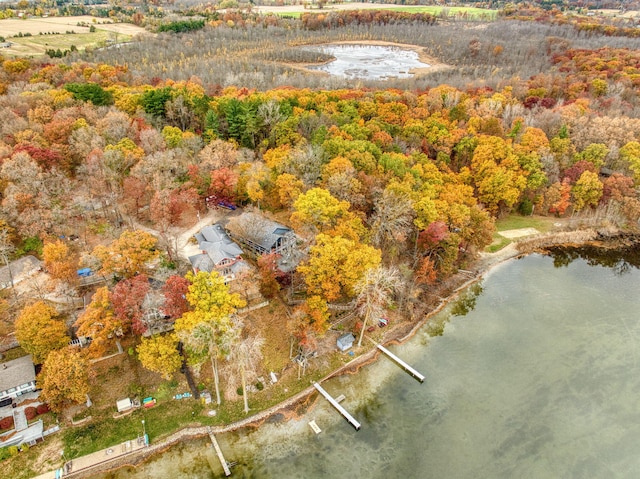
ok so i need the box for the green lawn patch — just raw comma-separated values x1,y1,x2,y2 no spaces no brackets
1,346,28,363
495,214,559,233
487,235,512,253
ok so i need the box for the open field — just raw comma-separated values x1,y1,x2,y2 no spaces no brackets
0,16,145,36
593,9,640,18
254,2,497,18
0,16,145,56
5,30,132,56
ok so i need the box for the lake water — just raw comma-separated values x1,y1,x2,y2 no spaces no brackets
305,44,430,80
93,248,640,478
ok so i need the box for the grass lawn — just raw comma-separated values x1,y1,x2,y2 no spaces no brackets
1,346,28,362
486,214,564,252
6,29,131,57
495,214,560,234
1,293,374,478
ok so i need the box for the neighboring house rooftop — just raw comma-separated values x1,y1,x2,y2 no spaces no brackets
197,224,244,265
0,355,36,396
227,213,296,255
0,255,42,289
190,223,249,281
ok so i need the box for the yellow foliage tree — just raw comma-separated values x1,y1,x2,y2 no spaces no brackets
15,301,69,364
275,173,304,208
298,233,382,302
572,171,603,211
137,333,182,380
39,348,90,412
290,187,351,234
174,271,245,405
43,240,77,284
471,136,527,213
74,287,120,358
93,230,159,279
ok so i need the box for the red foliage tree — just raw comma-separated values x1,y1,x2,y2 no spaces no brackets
187,164,210,196
417,221,449,251
549,179,572,216
257,253,284,298
169,188,200,225
563,160,596,184
13,144,64,171
110,274,151,335
122,176,152,220
161,274,190,319
602,173,636,204
209,168,238,201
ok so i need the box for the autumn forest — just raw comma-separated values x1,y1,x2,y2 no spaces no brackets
1,2,640,475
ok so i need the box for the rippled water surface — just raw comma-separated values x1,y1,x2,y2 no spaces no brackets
94,251,640,478
305,44,430,80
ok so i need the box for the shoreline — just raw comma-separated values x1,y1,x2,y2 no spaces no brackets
55,227,637,478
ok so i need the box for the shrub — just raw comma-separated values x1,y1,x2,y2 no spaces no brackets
24,407,37,420
236,387,244,396
0,447,11,461
36,404,50,415
255,382,264,391
0,416,13,431
8,446,18,457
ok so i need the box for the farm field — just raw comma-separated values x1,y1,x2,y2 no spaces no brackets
5,30,133,56
0,16,145,36
254,2,497,18
0,15,146,56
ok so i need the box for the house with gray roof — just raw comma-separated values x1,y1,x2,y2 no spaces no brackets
0,255,42,290
188,224,249,282
230,215,293,255
0,355,36,401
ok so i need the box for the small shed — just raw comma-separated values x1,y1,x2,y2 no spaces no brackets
336,333,355,352
116,398,133,413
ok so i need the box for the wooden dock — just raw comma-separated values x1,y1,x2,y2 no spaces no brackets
376,344,425,383
207,427,231,476
308,420,321,434
313,382,361,431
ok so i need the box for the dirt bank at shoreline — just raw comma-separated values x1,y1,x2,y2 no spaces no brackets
65,227,638,478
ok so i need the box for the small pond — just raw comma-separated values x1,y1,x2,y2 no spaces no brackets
305,44,430,80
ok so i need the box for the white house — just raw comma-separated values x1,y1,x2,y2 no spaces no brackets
0,355,37,401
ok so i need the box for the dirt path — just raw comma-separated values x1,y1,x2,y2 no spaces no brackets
125,208,227,262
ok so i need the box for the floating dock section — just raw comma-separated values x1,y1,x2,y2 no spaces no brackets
207,427,232,476
313,382,361,431
308,420,322,434
376,344,425,383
